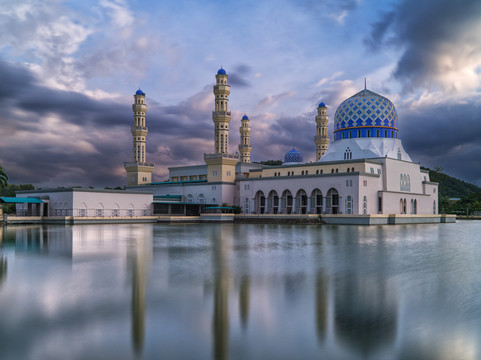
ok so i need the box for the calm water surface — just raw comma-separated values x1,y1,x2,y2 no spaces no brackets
0,221,480,359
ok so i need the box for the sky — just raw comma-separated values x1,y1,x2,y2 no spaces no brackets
1,0,481,188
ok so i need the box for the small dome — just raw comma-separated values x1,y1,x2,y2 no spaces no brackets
135,89,144,95
283,148,304,164
217,68,227,75
242,115,249,120
318,102,326,108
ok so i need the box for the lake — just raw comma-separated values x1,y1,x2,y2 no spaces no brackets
0,221,480,360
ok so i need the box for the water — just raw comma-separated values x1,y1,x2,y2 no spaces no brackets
0,221,480,360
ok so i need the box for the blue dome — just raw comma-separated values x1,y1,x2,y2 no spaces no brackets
283,148,304,164
318,102,326,108
217,68,227,75
333,89,398,141
242,115,249,120
135,89,143,95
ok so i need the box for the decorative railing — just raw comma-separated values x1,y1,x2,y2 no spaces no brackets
212,111,231,116
131,126,148,132
203,153,239,160
124,161,155,167
20,208,155,217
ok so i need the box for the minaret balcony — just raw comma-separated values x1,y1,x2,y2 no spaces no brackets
124,161,155,168
212,111,231,117
204,153,239,160
132,126,148,131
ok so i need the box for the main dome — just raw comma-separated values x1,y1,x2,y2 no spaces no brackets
333,89,398,140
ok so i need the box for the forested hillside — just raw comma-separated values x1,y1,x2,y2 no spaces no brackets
423,167,481,214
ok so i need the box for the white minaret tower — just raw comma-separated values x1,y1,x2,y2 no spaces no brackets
315,102,330,161
124,89,154,186
213,68,231,154
239,115,252,163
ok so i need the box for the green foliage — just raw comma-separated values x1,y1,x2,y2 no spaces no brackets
1,184,35,214
255,160,283,166
422,167,481,214
424,167,481,199
0,166,8,190
0,183,35,197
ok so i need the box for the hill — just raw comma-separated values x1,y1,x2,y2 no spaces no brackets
422,167,481,214
422,167,481,199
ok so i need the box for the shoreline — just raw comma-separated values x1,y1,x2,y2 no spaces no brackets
1,213,456,225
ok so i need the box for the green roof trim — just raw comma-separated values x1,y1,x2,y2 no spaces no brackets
0,197,44,204
204,206,235,209
149,180,208,185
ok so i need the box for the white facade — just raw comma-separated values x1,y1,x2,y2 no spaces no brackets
16,188,153,217
237,158,437,215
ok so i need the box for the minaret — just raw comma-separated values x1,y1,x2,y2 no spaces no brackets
213,68,231,154
238,115,252,163
124,89,154,186
314,102,330,161
204,68,238,184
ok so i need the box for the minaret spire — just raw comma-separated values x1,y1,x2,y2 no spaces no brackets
314,102,330,161
212,68,231,153
124,89,154,186
364,77,367,90
239,115,252,162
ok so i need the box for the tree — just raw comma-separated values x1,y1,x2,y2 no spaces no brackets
0,166,8,190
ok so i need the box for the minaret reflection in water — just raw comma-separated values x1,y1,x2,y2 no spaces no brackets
127,225,152,358
333,226,398,357
211,225,230,360
0,228,7,289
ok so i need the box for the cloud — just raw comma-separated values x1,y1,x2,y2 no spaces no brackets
0,61,216,187
256,91,297,110
399,102,481,185
292,0,360,24
226,64,252,87
314,71,344,87
365,0,481,97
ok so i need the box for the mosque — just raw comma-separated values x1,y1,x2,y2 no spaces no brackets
126,68,439,219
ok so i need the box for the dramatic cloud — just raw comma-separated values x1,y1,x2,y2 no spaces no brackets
0,61,215,187
0,0,480,187
399,103,481,185
365,0,481,97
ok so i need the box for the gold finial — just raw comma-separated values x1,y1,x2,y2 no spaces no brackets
364,77,367,90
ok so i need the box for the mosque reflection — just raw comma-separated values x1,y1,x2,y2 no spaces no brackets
0,223,401,359
0,224,73,258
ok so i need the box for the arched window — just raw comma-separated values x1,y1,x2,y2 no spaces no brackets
346,196,353,214
363,196,367,214
187,194,194,204
400,199,404,214
197,194,206,204
96,203,104,217
433,200,436,214
414,199,417,214
244,198,250,214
